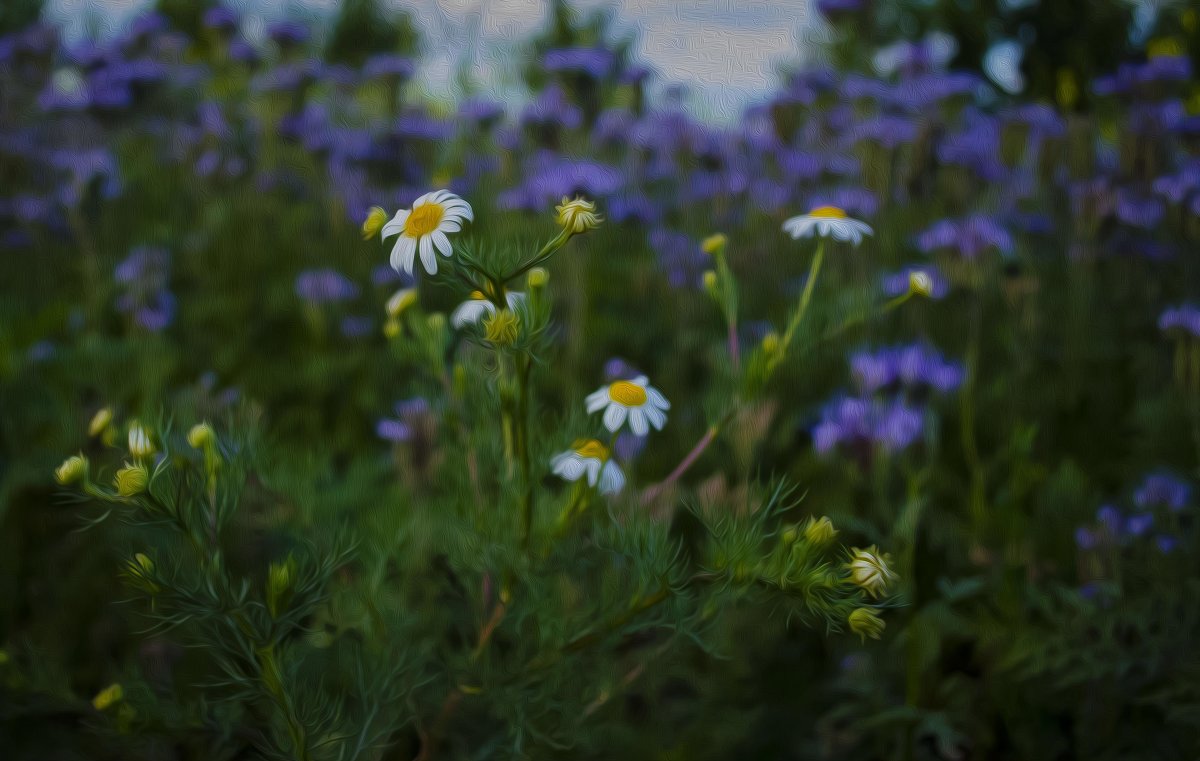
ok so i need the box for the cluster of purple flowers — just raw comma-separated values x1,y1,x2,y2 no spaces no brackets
814,344,964,458
1159,304,1200,338
114,246,175,332
1076,473,1192,556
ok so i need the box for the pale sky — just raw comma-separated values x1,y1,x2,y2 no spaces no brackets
44,0,826,121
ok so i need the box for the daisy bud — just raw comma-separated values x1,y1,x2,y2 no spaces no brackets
127,421,156,460
483,310,520,346
267,555,296,617
88,407,114,438
702,270,719,296
781,525,799,544
848,607,886,641
555,196,602,234
92,683,124,711
761,331,780,355
383,317,401,339
361,205,388,240
114,463,150,497
846,545,897,598
124,553,159,593
527,267,549,289
908,271,934,298
385,287,418,318
701,233,728,255
55,454,88,485
187,422,216,449
804,516,838,545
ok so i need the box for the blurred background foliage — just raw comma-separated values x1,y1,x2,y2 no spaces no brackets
2,0,1200,759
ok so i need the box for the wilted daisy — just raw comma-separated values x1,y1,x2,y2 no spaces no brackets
550,439,625,495
450,290,526,328
783,206,873,245
381,190,473,276
585,375,669,436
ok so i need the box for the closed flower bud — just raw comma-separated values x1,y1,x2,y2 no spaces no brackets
124,553,159,593
55,454,88,485
701,233,728,255
88,407,114,438
114,463,150,497
761,331,780,355
848,607,886,641
187,422,215,449
781,526,799,545
555,196,602,234
804,516,838,545
383,317,401,338
702,270,719,295
127,421,155,460
908,271,934,298
846,545,897,598
527,267,549,289
361,205,387,240
385,287,418,318
267,555,296,617
92,683,124,711
483,310,520,346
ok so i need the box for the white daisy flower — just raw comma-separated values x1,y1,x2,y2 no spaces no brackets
782,205,873,245
550,438,625,495
585,375,669,436
381,190,473,276
450,290,526,329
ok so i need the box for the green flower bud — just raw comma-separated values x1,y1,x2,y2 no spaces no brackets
187,422,215,450
527,267,549,289
267,555,297,617
804,516,838,545
55,454,88,485
114,463,149,497
701,233,728,255
848,607,886,641
88,407,114,438
483,309,520,346
92,683,124,711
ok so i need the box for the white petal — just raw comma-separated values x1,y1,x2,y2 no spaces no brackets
381,209,409,239
598,462,624,495
418,236,436,274
584,457,602,486
450,300,493,328
506,291,527,310
441,219,462,233
646,387,670,410
551,453,584,481
432,230,452,257
603,404,627,432
390,235,417,274
643,405,667,431
628,408,648,436
585,388,611,413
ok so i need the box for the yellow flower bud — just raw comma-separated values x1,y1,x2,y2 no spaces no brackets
383,318,401,338
361,205,387,240
848,607,886,641
127,421,155,460
908,271,934,298
555,196,602,234
761,331,780,355
483,310,520,346
804,516,838,545
114,463,149,497
88,407,114,438
92,683,124,711
527,267,549,289
186,422,215,449
702,270,719,294
846,546,897,599
701,233,728,255
55,454,88,485
385,287,418,318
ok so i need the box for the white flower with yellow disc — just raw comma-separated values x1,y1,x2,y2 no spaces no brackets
381,190,473,276
782,205,873,245
450,290,526,329
585,375,669,436
550,438,625,495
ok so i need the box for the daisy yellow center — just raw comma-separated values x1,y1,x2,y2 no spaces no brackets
404,202,445,237
470,290,487,300
572,439,610,460
809,205,847,219
608,380,647,406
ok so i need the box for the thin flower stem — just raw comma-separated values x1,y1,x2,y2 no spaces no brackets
640,409,735,505
518,353,535,547
780,240,826,356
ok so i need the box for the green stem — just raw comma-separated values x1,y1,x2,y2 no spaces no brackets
257,644,312,761
780,240,826,355
518,353,535,547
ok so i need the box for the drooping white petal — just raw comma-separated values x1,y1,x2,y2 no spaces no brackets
432,230,452,257
584,457,603,486
450,300,494,328
643,405,667,431
598,462,625,495
645,387,670,410
418,236,436,274
585,388,611,413
551,453,585,481
602,404,627,432
628,408,648,436
390,235,417,274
